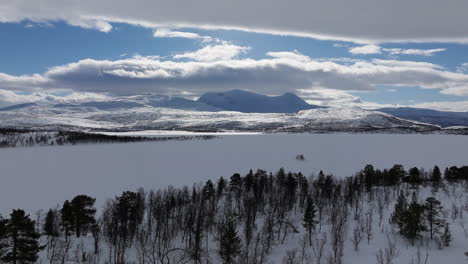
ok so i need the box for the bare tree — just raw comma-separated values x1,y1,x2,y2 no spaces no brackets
351,215,365,251
328,203,348,264
283,249,300,264
409,246,429,264
376,235,400,264
364,205,374,244
376,192,385,228
310,232,327,264
298,236,312,264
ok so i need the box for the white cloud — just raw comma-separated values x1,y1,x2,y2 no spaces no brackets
349,45,446,57
0,90,110,107
0,73,47,91
266,51,310,62
173,44,250,62
297,88,361,107
153,28,213,42
411,101,468,112
383,48,446,56
349,45,382,55
370,59,444,70
2,0,468,43
457,63,468,73
67,17,112,32
332,43,349,48
349,45,447,58
1,50,468,99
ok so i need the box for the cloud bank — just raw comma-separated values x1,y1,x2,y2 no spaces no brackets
349,45,446,56
1,49,468,103
2,0,468,43
173,44,250,62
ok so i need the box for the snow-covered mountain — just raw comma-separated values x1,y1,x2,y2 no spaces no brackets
377,107,468,128
46,94,222,112
0,100,442,133
1,91,467,133
198,89,322,113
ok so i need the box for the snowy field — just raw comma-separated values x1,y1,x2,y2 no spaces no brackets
1,133,468,215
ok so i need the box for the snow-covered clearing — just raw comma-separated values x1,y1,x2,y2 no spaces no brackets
1,133,468,215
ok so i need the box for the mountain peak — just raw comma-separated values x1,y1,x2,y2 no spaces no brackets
198,90,321,113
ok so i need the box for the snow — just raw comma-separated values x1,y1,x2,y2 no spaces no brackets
0,103,440,132
1,133,468,216
2,133,468,263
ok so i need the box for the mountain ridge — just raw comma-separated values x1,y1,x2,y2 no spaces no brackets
197,89,323,113
377,107,468,128
0,90,466,132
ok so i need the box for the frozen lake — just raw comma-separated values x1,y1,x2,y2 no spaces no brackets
1,133,468,215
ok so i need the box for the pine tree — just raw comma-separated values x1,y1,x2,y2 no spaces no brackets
202,180,215,201
0,216,7,260
431,166,442,183
115,191,145,243
402,193,426,245
70,195,96,237
363,164,375,192
424,197,443,239
219,217,242,264
229,173,242,192
2,209,41,264
390,190,408,234
217,177,226,198
60,200,74,238
43,209,59,237
388,164,405,185
303,196,319,246
408,167,421,188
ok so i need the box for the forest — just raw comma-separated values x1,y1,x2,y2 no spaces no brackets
1,164,468,264
0,129,214,148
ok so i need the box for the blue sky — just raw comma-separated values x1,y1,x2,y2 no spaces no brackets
3,21,466,75
1,16,468,111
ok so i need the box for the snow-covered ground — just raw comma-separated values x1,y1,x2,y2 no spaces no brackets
1,134,468,215
0,103,442,133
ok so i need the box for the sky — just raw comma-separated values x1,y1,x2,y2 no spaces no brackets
1,1,468,111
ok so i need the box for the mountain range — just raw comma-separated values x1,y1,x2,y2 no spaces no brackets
0,90,466,134
197,89,322,113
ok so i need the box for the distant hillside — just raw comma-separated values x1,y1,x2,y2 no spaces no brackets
377,107,468,127
198,89,322,113
52,95,222,112
0,103,37,111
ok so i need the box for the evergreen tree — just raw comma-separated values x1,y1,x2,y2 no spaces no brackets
229,173,242,192
217,177,226,198
408,167,421,188
2,209,41,264
363,164,375,192
390,190,408,234
424,197,443,239
303,196,319,246
444,167,451,180
219,217,242,264
202,180,215,201
388,164,405,185
70,195,96,237
431,166,442,183
402,193,426,245
43,209,59,237
60,200,73,238
0,216,7,259
115,191,145,243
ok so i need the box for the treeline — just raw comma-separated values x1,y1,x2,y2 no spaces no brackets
0,129,214,148
1,164,467,263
